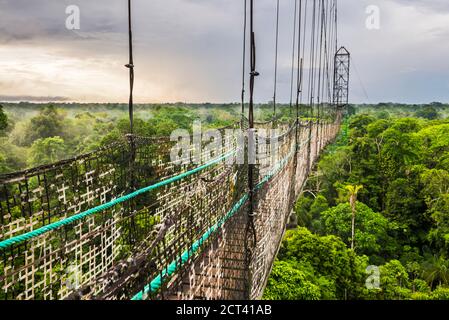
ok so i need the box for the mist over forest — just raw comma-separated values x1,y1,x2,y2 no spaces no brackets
1,101,447,174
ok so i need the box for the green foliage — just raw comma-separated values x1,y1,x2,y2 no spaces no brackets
421,254,449,288
294,196,314,227
415,106,440,120
101,118,152,145
415,124,449,169
321,202,392,256
316,146,352,205
0,138,27,172
375,110,391,120
28,136,67,167
312,113,447,249
385,177,426,235
0,102,255,173
148,107,198,135
267,106,449,300
430,286,449,300
0,105,8,132
310,195,329,215
23,105,66,146
295,195,329,229
412,278,431,294
377,260,412,300
263,261,321,300
278,227,363,299
420,169,449,249
349,114,376,138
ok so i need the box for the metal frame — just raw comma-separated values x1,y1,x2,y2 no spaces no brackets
333,46,350,108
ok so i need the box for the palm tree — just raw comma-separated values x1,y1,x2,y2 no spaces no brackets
422,254,449,288
345,184,363,250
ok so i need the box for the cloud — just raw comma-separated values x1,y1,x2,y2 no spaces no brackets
0,0,449,103
393,0,449,13
339,0,449,103
0,95,70,102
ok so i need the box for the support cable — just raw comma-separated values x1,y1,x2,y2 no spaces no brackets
289,0,298,114
299,0,308,106
272,0,280,118
308,0,317,119
295,0,303,154
126,0,134,134
125,0,137,244
316,0,325,156
241,0,247,117
245,0,258,300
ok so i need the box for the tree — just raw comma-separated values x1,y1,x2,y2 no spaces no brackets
148,106,197,135
267,112,449,301
294,197,313,227
375,111,390,120
415,124,449,169
321,202,392,257
377,260,412,300
316,146,352,204
421,254,449,288
420,169,449,249
279,227,363,298
309,195,329,230
23,105,65,146
430,286,449,300
295,195,329,231
349,114,376,138
415,106,440,120
263,261,321,300
101,118,152,145
0,138,28,173
28,136,66,167
345,185,363,250
385,177,426,239
381,120,420,174
0,152,8,173
0,104,7,132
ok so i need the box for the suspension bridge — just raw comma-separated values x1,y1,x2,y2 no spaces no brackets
0,0,349,300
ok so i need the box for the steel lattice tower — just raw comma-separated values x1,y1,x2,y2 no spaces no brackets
333,47,350,108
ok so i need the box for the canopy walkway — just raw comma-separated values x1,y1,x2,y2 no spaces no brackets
0,117,342,300
0,0,350,300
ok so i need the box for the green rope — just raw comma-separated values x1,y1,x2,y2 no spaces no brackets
0,150,237,250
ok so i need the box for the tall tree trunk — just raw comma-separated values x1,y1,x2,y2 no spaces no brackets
351,206,355,250
350,195,356,250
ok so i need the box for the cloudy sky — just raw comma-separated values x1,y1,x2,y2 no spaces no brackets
0,0,449,104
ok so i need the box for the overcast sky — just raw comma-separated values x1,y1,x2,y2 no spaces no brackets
1,0,449,104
